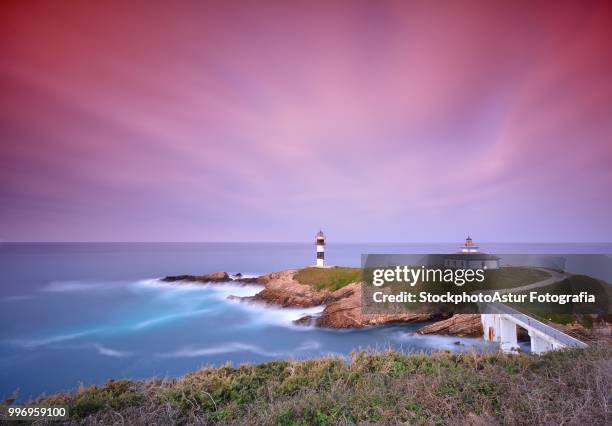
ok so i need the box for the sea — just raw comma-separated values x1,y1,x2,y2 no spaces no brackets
1,242,610,401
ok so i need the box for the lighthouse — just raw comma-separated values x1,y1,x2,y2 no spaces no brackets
461,236,479,253
315,230,325,267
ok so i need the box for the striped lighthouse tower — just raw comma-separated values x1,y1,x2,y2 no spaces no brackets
315,230,325,267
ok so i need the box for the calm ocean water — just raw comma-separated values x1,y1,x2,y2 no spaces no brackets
1,242,610,401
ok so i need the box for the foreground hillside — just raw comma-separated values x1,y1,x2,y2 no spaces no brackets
16,345,611,425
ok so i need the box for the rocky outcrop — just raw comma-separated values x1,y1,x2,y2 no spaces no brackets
293,315,319,327
230,270,438,328
313,283,438,328
250,269,339,307
234,277,261,284
417,314,483,337
161,271,231,283
161,269,478,332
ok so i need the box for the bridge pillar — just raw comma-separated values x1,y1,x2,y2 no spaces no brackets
529,331,556,354
499,316,519,353
481,314,501,342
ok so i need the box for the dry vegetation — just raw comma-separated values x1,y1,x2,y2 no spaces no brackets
10,345,611,425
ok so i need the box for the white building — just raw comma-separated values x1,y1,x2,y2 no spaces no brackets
444,237,500,269
315,230,325,267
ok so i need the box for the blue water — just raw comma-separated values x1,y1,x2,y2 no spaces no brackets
1,242,610,401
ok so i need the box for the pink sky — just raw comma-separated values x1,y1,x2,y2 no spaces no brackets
1,1,611,242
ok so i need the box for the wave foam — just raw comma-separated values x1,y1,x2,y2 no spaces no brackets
40,281,110,292
131,308,212,330
228,299,323,329
158,339,322,358
5,329,100,349
134,279,264,299
92,343,133,358
133,278,322,330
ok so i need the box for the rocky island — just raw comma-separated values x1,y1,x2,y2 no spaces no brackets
162,267,481,335
163,266,612,341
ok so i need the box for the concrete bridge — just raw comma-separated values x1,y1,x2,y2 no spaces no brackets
480,303,587,354
477,268,588,354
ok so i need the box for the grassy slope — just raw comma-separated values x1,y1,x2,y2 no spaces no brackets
294,267,362,291
479,266,550,290
18,346,611,425
294,266,550,293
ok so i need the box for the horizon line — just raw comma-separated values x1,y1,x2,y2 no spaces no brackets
2,241,612,244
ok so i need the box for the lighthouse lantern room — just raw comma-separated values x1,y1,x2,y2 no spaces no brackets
315,230,325,267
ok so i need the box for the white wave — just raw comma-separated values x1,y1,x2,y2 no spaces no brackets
40,281,109,293
158,342,278,358
227,298,323,329
158,340,323,359
131,308,212,330
135,278,319,329
207,283,264,299
6,329,99,349
294,340,321,351
92,343,133,358
134,279,263,298
229,273,260,279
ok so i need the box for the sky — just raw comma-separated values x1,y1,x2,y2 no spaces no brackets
1,0,611,242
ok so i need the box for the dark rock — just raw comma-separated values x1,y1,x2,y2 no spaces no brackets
161,271,231,283
227,295,244,302
294,315,319,326
234,277,261,284
417,314,483,337
317,283,437,328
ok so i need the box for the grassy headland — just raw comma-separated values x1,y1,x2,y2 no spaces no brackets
480,266,550,289
294,267,362,291
295,266,550,293
15,345,611,425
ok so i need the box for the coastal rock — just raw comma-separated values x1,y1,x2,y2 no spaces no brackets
161,271,231,283
293,315,319,326
251,269,338,307
417,314,483,337
234,277,261,284
315,283,437,328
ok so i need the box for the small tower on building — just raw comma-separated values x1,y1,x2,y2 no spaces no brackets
315,230,325,267
461,236,479,253
444,236,500,269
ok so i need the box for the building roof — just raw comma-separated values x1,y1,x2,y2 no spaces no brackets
316,230,325,238
445,253,500,261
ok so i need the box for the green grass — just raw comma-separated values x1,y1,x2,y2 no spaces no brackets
296,266,548,294
479,267,550,290
13,346,611,425
294,267,362,291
